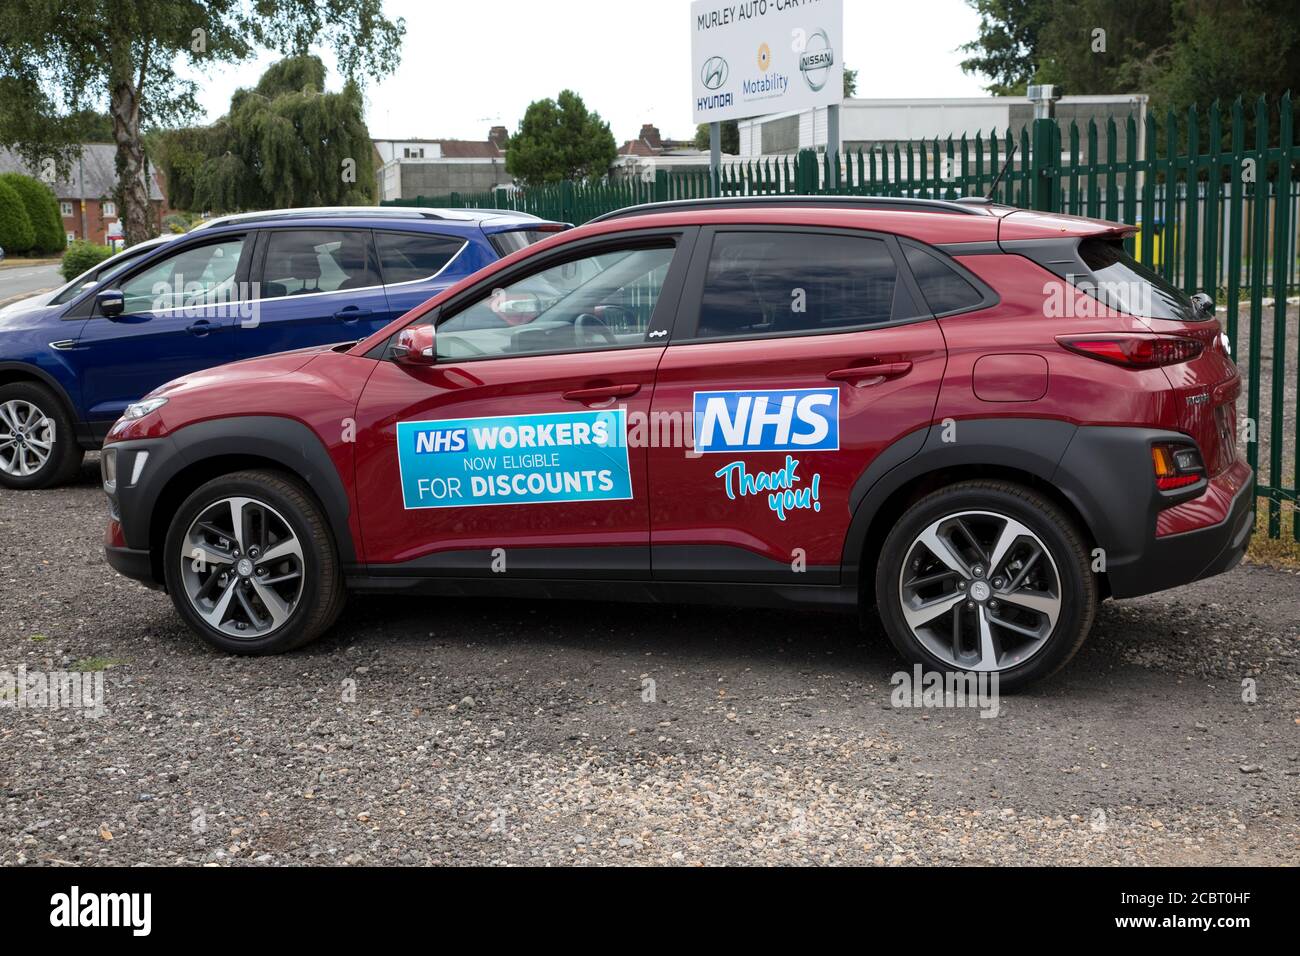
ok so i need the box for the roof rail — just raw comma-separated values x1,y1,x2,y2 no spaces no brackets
191,206,510,231
588,194,993,224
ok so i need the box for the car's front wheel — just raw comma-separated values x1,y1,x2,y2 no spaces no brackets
875,480,1097,691
163,470,345,654
0,381,84,489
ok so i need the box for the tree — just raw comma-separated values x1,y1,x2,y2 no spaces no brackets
0,177,35,253
959,0,1057,95
693,121,739,153
0,173,63,252
506,91,617,186
961,0,1300,118
0,1,404,245
843,66,858,98
154,55,375,213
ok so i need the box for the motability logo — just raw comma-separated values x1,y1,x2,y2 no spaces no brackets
799,28,835,91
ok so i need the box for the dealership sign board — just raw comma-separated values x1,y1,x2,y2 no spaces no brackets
691,0,844,125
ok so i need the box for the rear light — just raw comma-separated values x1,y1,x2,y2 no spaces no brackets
1056,333,1203,368
1151,442,1205,491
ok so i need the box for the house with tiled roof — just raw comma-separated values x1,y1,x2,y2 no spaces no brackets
372,127,512,201
0,143,168,246
610,123,711,180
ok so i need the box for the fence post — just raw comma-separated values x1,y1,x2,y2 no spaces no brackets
795,148,818,194
1030,118,1060,211
654,169,668,204
560,179,574,223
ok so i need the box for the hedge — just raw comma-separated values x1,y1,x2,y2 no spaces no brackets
0,178,36,254
61,239,113,281
0,173,64,254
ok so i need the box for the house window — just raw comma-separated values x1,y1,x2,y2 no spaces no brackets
60,201,74,217
102,201,116,217
403,147,425,159
66,232,76,246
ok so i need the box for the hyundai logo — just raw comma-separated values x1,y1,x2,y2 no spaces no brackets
701,56,729,90
799,29,835,91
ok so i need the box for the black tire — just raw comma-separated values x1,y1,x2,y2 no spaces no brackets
874,480,1097,691
0,381,84,489
163,469,345,654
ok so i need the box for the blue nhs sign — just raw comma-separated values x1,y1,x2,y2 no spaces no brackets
693,388,839,453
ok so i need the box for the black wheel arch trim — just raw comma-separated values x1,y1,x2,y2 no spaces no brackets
112,415,356,565
839,417,1201,596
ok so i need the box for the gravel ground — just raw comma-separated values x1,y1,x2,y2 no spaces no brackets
1,457,1297,867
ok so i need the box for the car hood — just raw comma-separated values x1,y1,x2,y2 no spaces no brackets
0,292,64,329
148,341,351,398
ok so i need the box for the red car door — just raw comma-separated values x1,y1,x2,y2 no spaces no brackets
646,227,948,583
353,229,696,577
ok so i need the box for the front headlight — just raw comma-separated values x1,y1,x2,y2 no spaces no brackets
121,397,168,420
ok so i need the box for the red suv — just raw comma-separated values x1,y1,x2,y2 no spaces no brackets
102,197,1253,689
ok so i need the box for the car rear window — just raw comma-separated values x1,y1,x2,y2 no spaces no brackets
488,228,563,257
903,244,986,315
1076,237,1199,321
376,232,464,284
694,231,899,340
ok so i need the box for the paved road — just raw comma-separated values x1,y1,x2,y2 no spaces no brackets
0,457,1296,866
0,264,61,308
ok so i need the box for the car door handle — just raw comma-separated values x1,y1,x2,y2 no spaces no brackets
334,308,373,323
562,383,641,404
187,320,213,337
826,362,913,384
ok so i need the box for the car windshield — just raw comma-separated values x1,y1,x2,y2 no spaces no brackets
50,241,166,305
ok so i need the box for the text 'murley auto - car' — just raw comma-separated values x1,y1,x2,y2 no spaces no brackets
100,196,1252,690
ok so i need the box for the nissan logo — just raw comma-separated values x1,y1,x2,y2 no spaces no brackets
701,56,729,90
799,29,835,91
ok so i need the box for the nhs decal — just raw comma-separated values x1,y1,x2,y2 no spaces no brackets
693,388,839,453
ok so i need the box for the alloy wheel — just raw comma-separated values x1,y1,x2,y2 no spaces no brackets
0,400,54,477
179,496,305,638
897,510,1062,672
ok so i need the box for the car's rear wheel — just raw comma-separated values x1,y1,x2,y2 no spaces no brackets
0,381,84,489
875,480,1096,691
163,470,345,654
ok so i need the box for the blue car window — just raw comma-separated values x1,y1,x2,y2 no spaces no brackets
376,232,464,284
118,238,245,315
260,230,379,300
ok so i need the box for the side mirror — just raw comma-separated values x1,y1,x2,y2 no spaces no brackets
392,324,437,366
97,289,125,319
1190,292,1216,319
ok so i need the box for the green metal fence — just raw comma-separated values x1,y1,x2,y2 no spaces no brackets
386,94,1300,542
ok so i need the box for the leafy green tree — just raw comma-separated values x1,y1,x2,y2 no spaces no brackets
962,0,1300,117
959,0,1058,94
0,177,35,253
0,1,404,245
843,66,858,98
0,173,63,252
506,91,617,186
693,121,739,153
155,55,375,213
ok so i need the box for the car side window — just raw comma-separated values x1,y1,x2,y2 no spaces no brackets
376,232,465,284
433,243,675,360
694,231,898,340
903,243,986,315
117,238,246,315
259,230,379,300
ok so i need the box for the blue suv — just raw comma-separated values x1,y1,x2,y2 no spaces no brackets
0,207,565,488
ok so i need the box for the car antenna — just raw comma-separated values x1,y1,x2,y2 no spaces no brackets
984,141,1018,201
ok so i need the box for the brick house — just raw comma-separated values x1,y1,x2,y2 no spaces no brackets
0,143,169,246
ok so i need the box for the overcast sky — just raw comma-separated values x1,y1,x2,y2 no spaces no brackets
182,0,989,143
